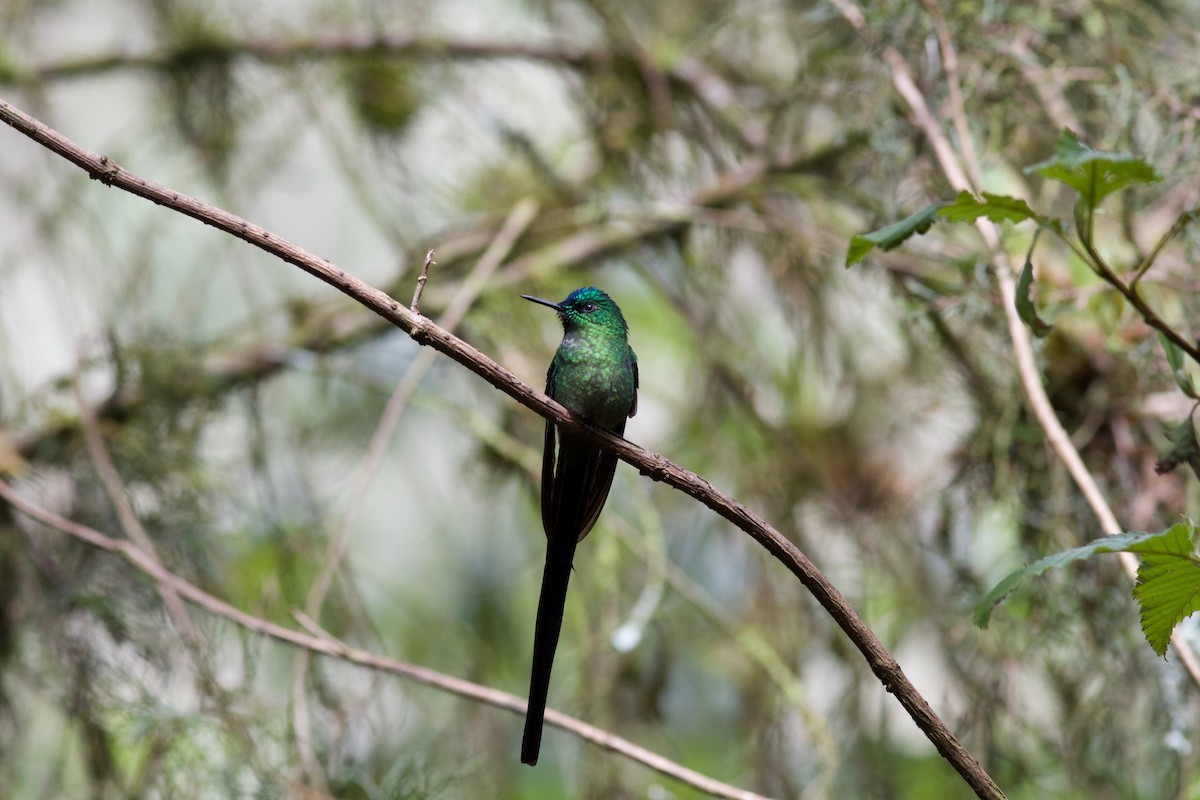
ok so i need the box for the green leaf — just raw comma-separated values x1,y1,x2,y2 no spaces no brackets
1155,415,1200,480
1015,257,1052,338
937,191,1040,224
1024,129,1162,209
974,530,1166,628
846,202,946,267
1130,521,1200,656
1159,333,1198,398
847,192,1042,267
977,523,1200,659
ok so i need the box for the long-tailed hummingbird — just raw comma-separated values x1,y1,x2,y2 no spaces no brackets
519,287,638,766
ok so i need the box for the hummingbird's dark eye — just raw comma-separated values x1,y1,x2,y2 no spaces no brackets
582,302,597,312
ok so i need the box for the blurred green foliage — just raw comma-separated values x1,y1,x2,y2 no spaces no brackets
2,0,1200,798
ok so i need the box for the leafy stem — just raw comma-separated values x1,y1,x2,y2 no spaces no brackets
1073,199,1200,364
847,131,1200,365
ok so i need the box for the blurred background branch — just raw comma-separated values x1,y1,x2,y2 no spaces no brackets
0,478,769,800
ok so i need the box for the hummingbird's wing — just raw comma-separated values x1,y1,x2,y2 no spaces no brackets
564,431,620,543
537,360,632,543
629,354,638,417
546,354,637,543
539,410,557,537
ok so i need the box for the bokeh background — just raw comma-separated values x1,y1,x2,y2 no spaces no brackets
2,1,1200,798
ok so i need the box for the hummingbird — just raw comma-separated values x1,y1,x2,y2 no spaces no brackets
519,286,638,766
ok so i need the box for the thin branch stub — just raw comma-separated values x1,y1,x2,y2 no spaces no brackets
411,249,435,314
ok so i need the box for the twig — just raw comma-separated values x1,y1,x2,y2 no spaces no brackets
0,96,998,797
410,249,435,314
0,478,772,800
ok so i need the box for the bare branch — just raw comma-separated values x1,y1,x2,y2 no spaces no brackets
409,249,435,315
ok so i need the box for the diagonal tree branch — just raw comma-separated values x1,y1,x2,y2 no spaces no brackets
0,96,1003,799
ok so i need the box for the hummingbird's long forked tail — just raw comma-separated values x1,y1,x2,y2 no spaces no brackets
520,524,580,765
521,425,620,765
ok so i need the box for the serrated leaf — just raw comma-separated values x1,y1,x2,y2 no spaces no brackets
974,530,1167,628
1015,258,1052,337
1024,129,1162,209
846,193,1043,267
1159,333,1198,398
936,191,1040,224
846,202,947,267
1155,415,1200,480
1130,521,1200,656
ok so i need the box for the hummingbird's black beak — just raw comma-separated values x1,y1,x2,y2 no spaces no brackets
521,294,561,311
